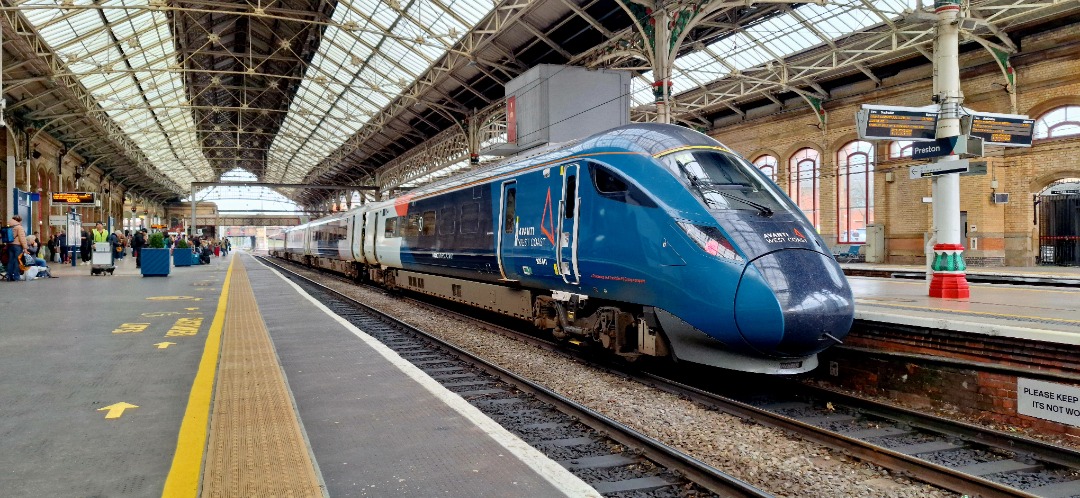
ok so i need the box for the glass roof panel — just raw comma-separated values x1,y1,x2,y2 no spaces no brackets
637,0,919,117
268,0,495,184
22,0,211,189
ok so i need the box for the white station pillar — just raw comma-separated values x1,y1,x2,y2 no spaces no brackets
928,0,970,299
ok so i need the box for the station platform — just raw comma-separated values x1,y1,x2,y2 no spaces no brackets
848,275,1080,346
841,262,1080,287
0,251,597,497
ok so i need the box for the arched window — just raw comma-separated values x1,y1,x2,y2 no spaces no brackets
753,155,778,182
788,148,820,229
889,140,913,159
1034,105,1080,139
837,141,875,244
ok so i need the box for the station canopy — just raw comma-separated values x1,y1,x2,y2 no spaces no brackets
4,0,1075,207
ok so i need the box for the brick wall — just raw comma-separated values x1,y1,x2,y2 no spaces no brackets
709,24,1080,266
815,323,1080,443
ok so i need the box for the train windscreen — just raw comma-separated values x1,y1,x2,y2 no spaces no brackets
659,148,794,217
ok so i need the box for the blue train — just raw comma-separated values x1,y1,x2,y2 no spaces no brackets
271,124,854,374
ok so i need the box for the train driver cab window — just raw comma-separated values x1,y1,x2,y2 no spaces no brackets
659,148,791,217
421,211,436,236
589,163,656,207
503,188,516,234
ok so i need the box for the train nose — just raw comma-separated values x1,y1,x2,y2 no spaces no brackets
734,249,854,357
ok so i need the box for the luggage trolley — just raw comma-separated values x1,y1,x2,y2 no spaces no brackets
91,242,115,275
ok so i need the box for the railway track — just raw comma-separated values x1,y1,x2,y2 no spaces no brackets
259,256,771,498
264,256,1080,497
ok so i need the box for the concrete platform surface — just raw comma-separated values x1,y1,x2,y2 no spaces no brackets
850,276,1080,344
0,251,597,497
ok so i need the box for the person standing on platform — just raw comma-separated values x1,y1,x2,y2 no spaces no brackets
80,229,92,265
5,215,29,281
91,223,108,245
57,230,68,264
132,228,146,268
46,232,57,263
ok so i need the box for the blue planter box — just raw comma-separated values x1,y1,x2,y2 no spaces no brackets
174,249,192,267
141,248,171,277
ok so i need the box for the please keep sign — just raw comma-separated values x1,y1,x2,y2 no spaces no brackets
1017,378,1080,427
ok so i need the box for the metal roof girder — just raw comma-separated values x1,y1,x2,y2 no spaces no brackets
2,7,184,195
304,0,540,185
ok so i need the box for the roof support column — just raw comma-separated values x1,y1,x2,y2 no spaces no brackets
191,183,197,239
652,8,673,124
928,0,969,299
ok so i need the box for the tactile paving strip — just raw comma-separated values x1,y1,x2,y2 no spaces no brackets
201,260,322,497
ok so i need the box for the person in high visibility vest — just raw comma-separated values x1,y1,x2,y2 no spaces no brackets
91,223,109,244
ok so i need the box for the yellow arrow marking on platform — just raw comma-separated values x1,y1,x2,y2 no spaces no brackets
98,402,138,419
155,342,176,349
146,296,202,301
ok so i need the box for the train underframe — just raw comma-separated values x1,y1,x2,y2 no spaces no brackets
271,251,671,361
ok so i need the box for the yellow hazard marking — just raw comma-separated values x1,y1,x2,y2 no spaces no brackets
146,296,203,301
155,342,176,350
112,323,150,334
165,317,204,337
98,402,138,419
163,257,234,497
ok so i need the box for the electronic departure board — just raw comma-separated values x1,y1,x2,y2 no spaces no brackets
857,105,939,142
967,113,1035,147
51,192,96,205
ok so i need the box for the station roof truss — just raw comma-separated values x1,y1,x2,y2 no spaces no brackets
1,0,1076,208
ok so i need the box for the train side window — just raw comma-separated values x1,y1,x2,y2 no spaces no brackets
460,203,480,234
503,188,516,234
421,211,436,236
384,217,399,238
564,175,577,218
404,214,422,237
438,207,456,235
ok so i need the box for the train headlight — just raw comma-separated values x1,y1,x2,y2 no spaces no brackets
676,221,743,263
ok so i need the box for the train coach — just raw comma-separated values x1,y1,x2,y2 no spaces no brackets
272,123,854,374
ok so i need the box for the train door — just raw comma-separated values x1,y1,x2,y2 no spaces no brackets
364,211,379,265
557,163,581,285
497,181,517,281
351,212,364,262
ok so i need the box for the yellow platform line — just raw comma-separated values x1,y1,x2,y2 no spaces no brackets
162,258,235,497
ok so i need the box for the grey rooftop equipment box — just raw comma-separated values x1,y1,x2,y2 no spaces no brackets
486,64,632,155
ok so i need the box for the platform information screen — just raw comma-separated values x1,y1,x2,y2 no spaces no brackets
51,192,96,205
967,113,1035,147
858,105,939,141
